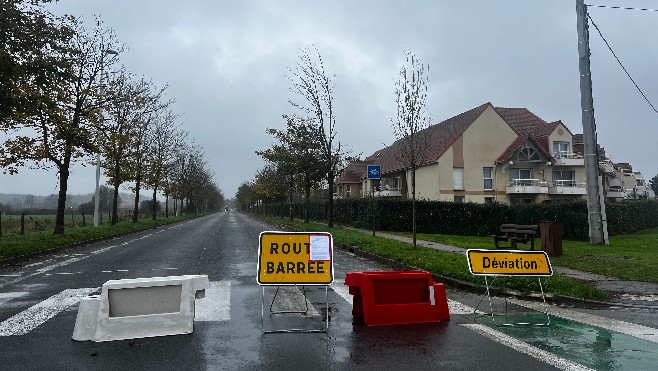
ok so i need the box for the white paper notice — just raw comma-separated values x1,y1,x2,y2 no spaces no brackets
309,235,331,261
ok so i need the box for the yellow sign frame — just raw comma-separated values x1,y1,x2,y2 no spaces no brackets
466,249,553,277
257,231,334,285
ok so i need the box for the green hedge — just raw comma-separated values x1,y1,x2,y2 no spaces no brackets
257,199,658,241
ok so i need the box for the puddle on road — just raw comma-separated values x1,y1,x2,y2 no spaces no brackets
473,313,658,370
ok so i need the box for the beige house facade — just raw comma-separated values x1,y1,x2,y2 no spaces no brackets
337,102,589,204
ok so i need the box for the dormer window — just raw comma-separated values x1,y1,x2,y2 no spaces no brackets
553,141,569,157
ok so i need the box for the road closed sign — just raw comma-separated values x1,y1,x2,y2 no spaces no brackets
257,231,334,285
466,249,553,277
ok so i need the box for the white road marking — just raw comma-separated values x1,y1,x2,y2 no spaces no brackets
91,246,116,255
0,288,98,336
0,274,22,277
619,293,658,302
447,299,484,314
0,292,28,306
462,324,594,371
266,286,320,316
331,279,352,305
195,281,231,322
508,298,658,344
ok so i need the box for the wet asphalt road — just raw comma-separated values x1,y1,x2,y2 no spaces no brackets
0,212,654,370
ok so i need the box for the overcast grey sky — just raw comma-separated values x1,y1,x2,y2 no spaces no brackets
1,0,657,198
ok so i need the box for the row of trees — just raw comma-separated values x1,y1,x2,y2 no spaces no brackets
0,1,223,234
240,48,432,246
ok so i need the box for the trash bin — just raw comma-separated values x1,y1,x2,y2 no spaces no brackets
540,222,563,257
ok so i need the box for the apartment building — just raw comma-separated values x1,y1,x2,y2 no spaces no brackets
336,102,588,204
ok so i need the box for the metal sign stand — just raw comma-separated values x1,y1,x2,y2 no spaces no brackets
473,276,550,327
260,285,329,334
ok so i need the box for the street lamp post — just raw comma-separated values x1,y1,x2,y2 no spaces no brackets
94,49,118,227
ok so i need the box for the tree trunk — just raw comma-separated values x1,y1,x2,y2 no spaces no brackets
53,158,71,235
132,178,141,223
412,166,417,247
289,174,294,221
165,193,169,217
151,188,157,220
328,170,335,228
304,177,310,223
111,183,120,225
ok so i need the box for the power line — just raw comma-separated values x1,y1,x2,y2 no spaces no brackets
587,4,658,12
587,13,658,117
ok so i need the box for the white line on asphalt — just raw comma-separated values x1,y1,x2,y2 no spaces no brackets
195,281,231,322
331,279,352,305
266,286,320,316
91,246,116,254
509,298,658,344
0,274,22,277
0,292,28,306
462,324,594,371
0,288,98,336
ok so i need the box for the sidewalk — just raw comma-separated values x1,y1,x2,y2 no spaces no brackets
347,227,658,308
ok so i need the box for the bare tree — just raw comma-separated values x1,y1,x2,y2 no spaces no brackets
391,51,432,247
288,46,346,227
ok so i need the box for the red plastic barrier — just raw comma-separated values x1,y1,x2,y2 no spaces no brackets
344,270,450,326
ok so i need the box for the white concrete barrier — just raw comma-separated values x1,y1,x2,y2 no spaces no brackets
72,275,209,342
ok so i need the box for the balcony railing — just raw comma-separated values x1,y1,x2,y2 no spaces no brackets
599,161,615,174
606,186,627,199
552,152,584,166
506,179,549,194
374,185,402,197
548,180,586,195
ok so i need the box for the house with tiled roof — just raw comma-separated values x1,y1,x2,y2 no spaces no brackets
335,160,368,198
337,102,589,204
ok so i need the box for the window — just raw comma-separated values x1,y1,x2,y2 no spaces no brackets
553,141,570,157
453,168,464,190
552,170,574,187
381,177,400,190
454,196,465,203
509,168,532,185
483,167,493,190
484,197,495,203
346,185,351,196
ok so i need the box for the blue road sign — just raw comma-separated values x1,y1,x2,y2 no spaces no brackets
367,165,381,180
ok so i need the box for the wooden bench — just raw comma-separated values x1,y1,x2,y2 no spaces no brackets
492,224,539,250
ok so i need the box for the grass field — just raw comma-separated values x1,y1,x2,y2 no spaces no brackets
396,229,658,285
0,214,200,260
0,212,135,236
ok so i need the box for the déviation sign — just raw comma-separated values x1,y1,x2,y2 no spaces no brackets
467,249,553,277
257,231,334,285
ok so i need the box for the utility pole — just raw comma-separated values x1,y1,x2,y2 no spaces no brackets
576,0,609,245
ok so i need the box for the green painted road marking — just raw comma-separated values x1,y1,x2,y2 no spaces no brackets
473,314,658,370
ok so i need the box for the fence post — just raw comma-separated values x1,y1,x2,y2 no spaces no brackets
21,212,25,235
82,212,86,227
0,212,2,237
